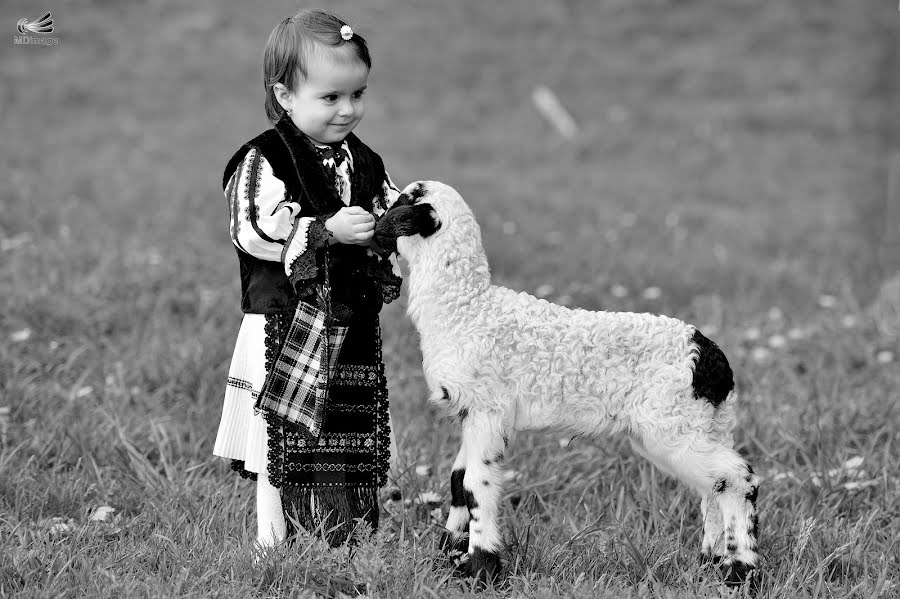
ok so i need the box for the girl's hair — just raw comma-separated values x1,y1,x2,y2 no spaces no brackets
263,9,371,123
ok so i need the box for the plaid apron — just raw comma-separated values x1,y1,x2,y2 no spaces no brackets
254,298,348,439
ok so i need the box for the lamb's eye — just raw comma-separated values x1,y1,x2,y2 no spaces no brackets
445,259,451,267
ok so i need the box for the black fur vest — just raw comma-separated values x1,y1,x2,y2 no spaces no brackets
223,115,391,316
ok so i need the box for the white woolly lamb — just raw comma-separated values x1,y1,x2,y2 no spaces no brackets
374,181,760,588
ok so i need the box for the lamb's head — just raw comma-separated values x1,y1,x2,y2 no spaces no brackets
375,181,490,292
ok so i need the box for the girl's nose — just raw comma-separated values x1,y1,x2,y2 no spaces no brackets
337,99,353,117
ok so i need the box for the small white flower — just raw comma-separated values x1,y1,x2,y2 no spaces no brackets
641,286,661,301
767,307,783,321
146,247,163,267
664,212,679,228
555,294,573,306
787,327,806,341
49,340,60,350
199,288,217,308
767,334,787,349
818,294,837,309
416,491,441,505
0,232,32,252
90,506,116,522
0,406,9,441
503,469,519,482
750,347,771,363
414,464,432,477
10,328,31,342
340,25,353,40
75,386,93,399
535,284,554,298
842,480,878,491
876,350,895,364
558,437,571,448
620,213,636,228
743,327,761,342
610,284,628,298
46,517,75,537
842,456,864,470
840,315,857,328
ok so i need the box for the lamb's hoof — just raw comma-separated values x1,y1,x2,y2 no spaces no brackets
721,560,759,595
466,547,502,589
439,530,469,554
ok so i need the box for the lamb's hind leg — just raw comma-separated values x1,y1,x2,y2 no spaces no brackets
460,413,507,584
632,435,760,587
441,441,470,554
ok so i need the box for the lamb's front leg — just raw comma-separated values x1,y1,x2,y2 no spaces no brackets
441,440,470,554
461,414,507,584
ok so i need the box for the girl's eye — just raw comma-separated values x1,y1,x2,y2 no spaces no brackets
323,95,338,102
352,90,366,99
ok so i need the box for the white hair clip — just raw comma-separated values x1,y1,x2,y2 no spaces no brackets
340,25,353,41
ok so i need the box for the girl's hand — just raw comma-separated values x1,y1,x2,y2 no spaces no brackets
325,206,375,245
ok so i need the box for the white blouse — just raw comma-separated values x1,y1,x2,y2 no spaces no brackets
224,141,401,280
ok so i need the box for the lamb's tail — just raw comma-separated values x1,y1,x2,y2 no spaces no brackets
689,328,734,408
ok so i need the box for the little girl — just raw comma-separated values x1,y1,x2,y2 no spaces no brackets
213,9,403,548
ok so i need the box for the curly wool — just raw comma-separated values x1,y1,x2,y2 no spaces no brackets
398,184,734,446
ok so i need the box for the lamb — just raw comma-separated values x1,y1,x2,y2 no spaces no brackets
374,181,760,588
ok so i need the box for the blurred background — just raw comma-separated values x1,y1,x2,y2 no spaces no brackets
1,0,898,596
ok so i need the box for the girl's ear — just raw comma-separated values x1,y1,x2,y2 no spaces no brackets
273,82,293,111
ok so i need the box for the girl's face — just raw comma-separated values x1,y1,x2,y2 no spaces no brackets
279,48,369,145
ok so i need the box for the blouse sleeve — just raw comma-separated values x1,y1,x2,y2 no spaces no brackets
369,171,403,277
372,171,402,219
224,148,329,281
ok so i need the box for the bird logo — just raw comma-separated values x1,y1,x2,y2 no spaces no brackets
16,12,54,35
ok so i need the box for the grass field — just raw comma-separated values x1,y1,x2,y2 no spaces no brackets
1,0,898,597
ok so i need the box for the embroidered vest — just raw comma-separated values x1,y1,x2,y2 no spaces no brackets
223,116,388,314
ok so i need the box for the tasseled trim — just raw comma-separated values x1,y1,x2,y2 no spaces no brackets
282,485,379,547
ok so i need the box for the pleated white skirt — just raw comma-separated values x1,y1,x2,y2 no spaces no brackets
213,314,270,474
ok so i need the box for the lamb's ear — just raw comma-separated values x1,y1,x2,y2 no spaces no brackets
395,182,428,206
411,203,440,238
